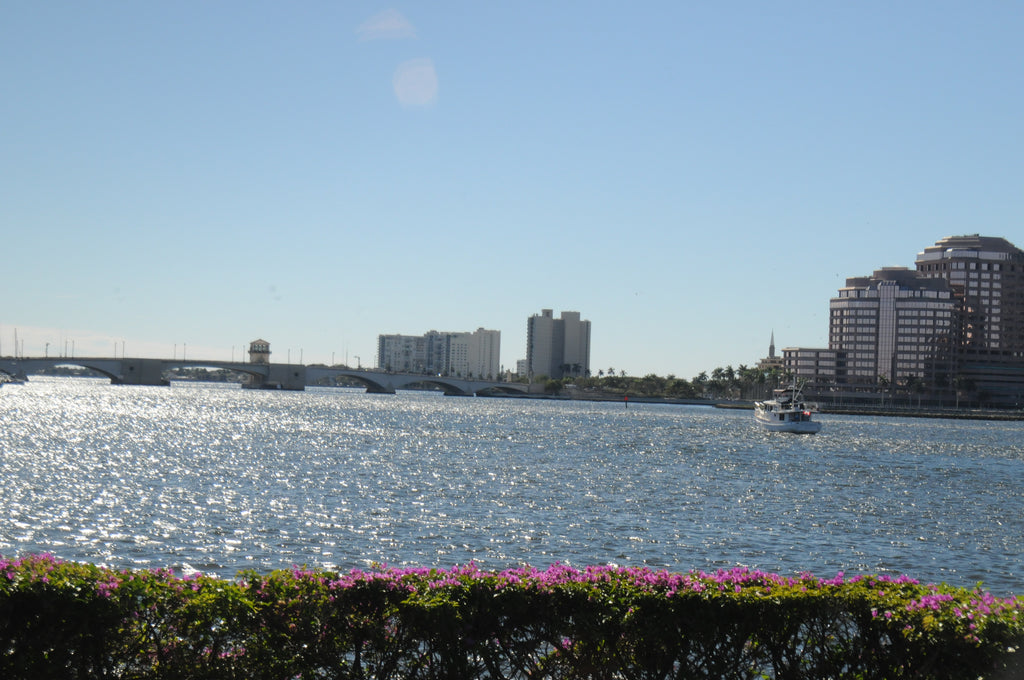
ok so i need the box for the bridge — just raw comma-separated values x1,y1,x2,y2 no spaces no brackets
304,366,527,396
0,357,528,396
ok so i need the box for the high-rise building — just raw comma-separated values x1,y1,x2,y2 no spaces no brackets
377,328,500,379
825,267,956,385
526,309,591,379
376,332,444,373
446,328,501,379
785,235,1024,406
915,234,1024,355
915,235,1024,403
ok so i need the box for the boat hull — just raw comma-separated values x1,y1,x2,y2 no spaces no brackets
754,403,822,434
754,414,822,434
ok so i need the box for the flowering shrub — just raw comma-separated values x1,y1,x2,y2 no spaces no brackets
1,554,1021,679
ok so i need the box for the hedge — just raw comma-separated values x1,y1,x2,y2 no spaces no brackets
1,554,1021,679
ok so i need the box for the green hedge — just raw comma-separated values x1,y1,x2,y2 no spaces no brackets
1,554,1021,679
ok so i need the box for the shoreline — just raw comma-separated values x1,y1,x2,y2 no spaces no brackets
490,392,1024,421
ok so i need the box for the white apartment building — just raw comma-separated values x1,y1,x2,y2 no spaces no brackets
526,309,591,379
446,328,501,379
377,328,500,379
376,332,446,374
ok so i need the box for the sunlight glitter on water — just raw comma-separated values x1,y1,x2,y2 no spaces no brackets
1,377,1023,593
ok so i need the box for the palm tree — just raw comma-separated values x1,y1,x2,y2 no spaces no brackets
693,371,708,397
904,375,924,408
877,375,890,405
953,376,975,409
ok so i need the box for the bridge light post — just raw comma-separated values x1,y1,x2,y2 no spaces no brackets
354,355,361,369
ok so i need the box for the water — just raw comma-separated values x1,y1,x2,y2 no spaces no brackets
1,377,1022,594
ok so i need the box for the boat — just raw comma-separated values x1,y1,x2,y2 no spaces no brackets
754,382,822,434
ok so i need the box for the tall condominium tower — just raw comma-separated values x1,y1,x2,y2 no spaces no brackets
446,328,501,379
526,309,591,379
377,328,500,378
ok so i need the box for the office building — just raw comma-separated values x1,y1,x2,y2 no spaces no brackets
823,267,955,385
916,235,1024,403
915,234,1024,354
785,235,1024,406
526,309,591,379
782,347,842,383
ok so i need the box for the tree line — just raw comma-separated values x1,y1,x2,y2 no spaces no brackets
528,365,788,400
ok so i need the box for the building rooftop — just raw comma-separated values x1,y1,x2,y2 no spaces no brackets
917,234,1024,261
841,267,952,292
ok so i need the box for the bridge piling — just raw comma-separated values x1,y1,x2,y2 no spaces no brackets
114,359,169,386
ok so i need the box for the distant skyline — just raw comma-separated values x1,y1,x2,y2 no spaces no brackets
2,3,1022,379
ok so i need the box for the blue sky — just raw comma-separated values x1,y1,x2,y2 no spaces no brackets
2,2,1022,378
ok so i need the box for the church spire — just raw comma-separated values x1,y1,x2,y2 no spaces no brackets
769,330,776,358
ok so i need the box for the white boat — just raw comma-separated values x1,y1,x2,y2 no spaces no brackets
754,382,822,434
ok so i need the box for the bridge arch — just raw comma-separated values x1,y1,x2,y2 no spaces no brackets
328,373,397,394
393,377,471,396
162,361,267,381
0,358,124,383
475,384,529,396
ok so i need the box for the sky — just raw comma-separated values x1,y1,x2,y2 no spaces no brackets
2,2,1022,379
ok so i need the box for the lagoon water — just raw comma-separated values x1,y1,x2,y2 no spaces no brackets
1,377,1022,594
